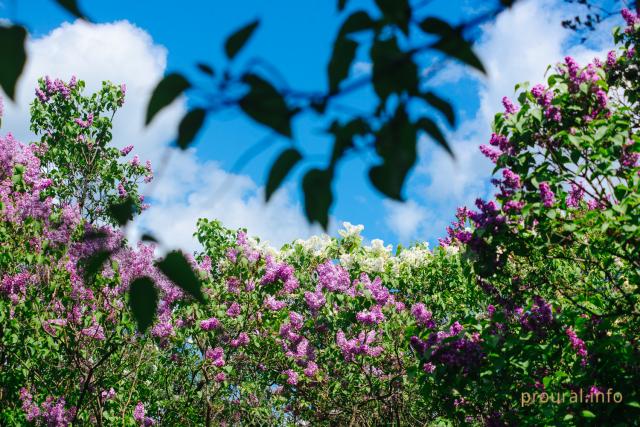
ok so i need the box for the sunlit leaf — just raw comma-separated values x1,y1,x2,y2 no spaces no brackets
146,73,191,125
266,148,302,201
177,108,206,150
129,277,158,333
157,251,205,303
225,19,260,60
0,25,27,101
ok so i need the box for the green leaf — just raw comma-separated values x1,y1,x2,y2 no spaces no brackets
146,73,191,125
55,0,88,20
328,38,358,92
82,250,112,283
128,277,158,333
224,19,260,60
420,17,485,73
421,91,456,127
239,73,293,137
177,108,206,150
374,0,411,34
0,25,27,101
369,106,417,200
627,401,640,409
370,37,418,100
140,233,158,243
157,251,205,303
581,410,596,419
416,117,453,157
302,168,333,229
328,118,370,166
266,148,303,201
196,63,215,76
107,197,137,226
338,11,376,37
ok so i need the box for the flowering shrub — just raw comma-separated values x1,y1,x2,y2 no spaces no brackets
1,9,640,426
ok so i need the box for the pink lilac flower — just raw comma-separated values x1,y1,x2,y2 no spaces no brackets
566,183,585,207
411,303,435,328
621,8,640,26
566,327,588,366
316,260,350,292
606,50,617,67
134,402,145,422
230,332,250,348
304,289,326,312
502,96,519,115
101,388,116,401
200,317,221,331
117,182,127,198
304,361,319,377
539,182,555,207
264,295,287,311
130,155,140,167
479,144,502,163
423,362,436,373
289,311,304,329
356,305,385,325
226,302,241,317
120,145,134,156
81,323,106,340
284,369,299,385
206,347,225,367
215,372,226,382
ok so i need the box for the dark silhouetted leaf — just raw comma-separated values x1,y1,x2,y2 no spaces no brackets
338,11,376,37
107,197,136,226
239,74,293,137
146,73,191,125
196,63,215,76
0,25,27,101
157,251,205,303
374,0,411,34
369,105,416,200
421,91,456,127
328,38,358,92
328,118,370,166
225,20,260,60
55,0,88,20
338,0,348,11
302,169,333,229
416,117,453,157
177,108,206,149
129,277,158,333
370,37,418,100
420,17,485,73
266,148,302,201
82,250,112,283
419,17,454,36
141,233,158,243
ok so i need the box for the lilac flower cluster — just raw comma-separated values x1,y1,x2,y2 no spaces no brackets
565,327,588,366
260,255,299,292
206,347,226,367
200,317,221,331
411,303,435,328
538,182,555,207
336,330,384,362
519,296,553,334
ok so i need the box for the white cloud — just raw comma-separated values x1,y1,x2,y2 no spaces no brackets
1,20,318,251
383,200,427,242
404,0,615,243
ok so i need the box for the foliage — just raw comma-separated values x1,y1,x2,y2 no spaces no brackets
0,7,640,427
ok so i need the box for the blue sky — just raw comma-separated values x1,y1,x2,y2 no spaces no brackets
0,0,621,251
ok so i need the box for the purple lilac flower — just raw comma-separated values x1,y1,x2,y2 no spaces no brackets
502,96,519,115
566,327,588,366
411,303,435,328
539,182,555,207
226,302,241,318
200,317,221,331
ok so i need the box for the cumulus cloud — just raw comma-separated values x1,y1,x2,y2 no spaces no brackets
392,0,616,244
1,19,318,251
383,200,427,242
